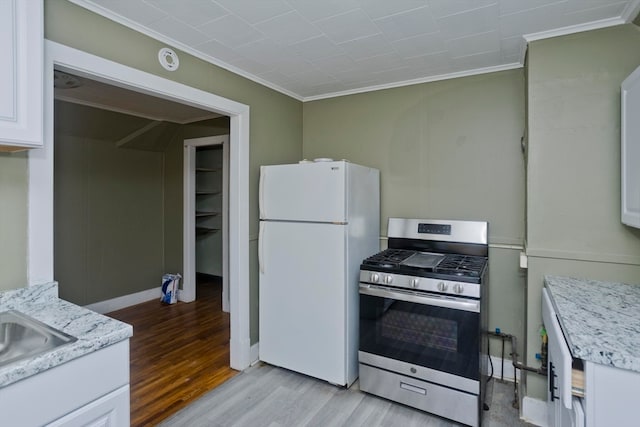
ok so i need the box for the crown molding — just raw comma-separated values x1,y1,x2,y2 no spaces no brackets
523,16,625,42
302,62,523,102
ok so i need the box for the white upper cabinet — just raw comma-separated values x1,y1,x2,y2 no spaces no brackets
0,0,43,150
621,64,640,229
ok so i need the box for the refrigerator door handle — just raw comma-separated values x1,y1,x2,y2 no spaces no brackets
259,221,265,274
259,166,266,219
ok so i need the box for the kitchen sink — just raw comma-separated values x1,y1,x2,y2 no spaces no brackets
0,310,77,368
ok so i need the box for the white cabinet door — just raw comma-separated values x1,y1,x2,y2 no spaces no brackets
547,337,576,427
621,64,640,228
46,385,130,427
542,289,574,427
585,362,640,427
0,0,43,150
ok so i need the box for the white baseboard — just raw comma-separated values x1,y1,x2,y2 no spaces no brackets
522,396,548,427
489,355,521,382
84,287,159,314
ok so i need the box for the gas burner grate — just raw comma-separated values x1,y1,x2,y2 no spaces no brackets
435,255,487,277
362,249,414,268
362,249,487,280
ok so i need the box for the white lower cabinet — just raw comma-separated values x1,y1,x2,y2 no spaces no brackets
47,385,129,427
583,362,640,427
543,288,640,427
0,340,130,427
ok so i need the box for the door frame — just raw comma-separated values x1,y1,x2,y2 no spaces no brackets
29,40,252,370
183,135,230,313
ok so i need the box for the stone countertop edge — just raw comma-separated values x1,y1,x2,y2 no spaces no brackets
0,282,133,388
544,275,640,373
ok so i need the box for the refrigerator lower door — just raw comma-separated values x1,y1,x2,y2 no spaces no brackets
259,221,347,385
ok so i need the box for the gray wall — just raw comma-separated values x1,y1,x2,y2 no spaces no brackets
0,152,27,291
54,135,164,305
525,24,640,399
54,105,231,305
303,69,527,356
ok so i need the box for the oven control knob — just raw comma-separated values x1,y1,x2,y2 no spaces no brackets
370,273,379,283
454,283,464,294
437,282,448,292
384,275,393,285
411,278,420,288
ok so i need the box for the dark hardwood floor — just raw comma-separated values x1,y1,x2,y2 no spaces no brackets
107,275,237,426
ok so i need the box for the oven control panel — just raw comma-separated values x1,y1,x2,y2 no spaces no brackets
359,270,480,299
418,223,451,235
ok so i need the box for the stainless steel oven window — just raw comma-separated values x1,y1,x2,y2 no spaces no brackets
359,287,480,381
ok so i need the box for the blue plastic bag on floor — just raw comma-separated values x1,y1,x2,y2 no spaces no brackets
161,273,181,304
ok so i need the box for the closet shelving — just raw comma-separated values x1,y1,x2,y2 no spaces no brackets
195,163,221,236
193,140,226,279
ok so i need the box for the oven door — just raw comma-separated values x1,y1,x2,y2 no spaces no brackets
359,283,480,381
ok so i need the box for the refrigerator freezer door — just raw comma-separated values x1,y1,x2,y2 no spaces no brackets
260,162,346,222
259,221,347,385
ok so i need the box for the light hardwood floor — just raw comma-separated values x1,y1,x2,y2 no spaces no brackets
107,276,237,426
158,362,532,427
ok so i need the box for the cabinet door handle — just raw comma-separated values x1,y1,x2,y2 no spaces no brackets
549,362,559,401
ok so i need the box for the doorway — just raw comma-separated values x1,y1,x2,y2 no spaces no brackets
183,135,230,311
30,40,252,370
52,93,229,310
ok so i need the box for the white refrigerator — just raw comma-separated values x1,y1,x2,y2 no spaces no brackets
258,160,379,386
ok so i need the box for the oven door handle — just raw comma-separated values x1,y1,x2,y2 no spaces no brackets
359,284,480,313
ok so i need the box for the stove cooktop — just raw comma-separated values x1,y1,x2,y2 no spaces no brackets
361,248,487,281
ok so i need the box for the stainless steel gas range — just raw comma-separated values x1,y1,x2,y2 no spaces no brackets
358,218,489,427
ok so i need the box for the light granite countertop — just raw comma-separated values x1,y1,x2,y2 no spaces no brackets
0,282,132,388
544,275,640,372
